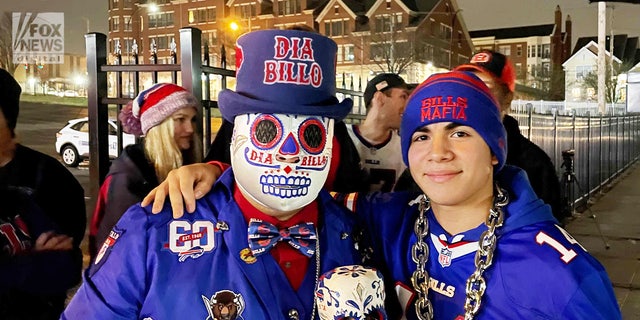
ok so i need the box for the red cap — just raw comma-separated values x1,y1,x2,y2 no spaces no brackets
454,50,516,92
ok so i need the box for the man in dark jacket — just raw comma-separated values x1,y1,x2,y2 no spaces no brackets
0,68,85,319
455,50,565,223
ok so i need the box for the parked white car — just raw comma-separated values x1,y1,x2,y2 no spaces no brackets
55,117,136,167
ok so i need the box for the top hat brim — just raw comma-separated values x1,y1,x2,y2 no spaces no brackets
218,89,353,123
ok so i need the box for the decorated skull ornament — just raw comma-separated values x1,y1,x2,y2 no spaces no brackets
315,265,387,320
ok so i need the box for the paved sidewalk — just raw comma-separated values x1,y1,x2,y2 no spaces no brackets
565,163,640,319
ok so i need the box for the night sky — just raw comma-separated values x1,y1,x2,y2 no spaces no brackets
4,0,640,55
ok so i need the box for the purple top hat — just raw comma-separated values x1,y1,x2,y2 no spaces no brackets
218,29,353,122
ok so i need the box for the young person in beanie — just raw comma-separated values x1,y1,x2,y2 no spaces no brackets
347,71,619,319
89,83,200,260
0,68,85,319
455,50,565,224
148,71,621,319
346,73,409,192
64,29,362,319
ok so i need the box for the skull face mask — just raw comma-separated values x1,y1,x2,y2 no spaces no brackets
231,113,334,212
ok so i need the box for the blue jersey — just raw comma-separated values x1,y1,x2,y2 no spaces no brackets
63,170,361,320
345,166,621,319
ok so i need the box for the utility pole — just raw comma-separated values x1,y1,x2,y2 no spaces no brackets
598,2,606,114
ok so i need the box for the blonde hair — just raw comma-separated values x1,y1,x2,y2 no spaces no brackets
143,113,200,181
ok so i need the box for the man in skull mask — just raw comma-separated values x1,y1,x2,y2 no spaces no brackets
63,29,362,319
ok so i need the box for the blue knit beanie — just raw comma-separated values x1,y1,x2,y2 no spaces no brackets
400,71,507,172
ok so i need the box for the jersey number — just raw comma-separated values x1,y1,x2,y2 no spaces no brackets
535,225,586,264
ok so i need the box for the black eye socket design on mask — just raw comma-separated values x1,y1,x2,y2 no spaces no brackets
250,114,283,150
298,118,326,154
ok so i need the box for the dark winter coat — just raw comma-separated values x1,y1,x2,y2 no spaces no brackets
0,144,84,319
92,144,158,259
502,115,564,222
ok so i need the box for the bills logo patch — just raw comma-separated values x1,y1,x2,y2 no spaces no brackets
165,220,215,262
438,247,452,267
91,227,124,276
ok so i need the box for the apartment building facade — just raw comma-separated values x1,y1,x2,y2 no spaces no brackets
107,0,474,89
470,5,571,100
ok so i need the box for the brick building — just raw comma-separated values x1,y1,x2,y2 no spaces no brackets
107,0,474,90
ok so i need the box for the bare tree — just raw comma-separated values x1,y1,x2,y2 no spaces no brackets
0,12,17,74
581,60,632,103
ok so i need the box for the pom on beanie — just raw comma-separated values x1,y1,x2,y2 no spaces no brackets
400,71,507,173
118,83,198,135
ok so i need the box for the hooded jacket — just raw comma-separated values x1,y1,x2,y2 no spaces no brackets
340,166,620,319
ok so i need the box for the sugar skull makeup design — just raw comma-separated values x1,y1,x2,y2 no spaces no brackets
315,265,387,320
231,113,334,212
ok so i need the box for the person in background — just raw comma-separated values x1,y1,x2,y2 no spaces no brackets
64,29,362,319
0,68,85,319
89,83,200,260
455,50,564,223
347,73,409,192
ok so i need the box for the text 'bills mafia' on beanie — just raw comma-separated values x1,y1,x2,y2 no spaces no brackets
217,29,353,122
0,68,22,132
455,50,516,93
400,71,507,172
119,83,199,135
363,73,408,107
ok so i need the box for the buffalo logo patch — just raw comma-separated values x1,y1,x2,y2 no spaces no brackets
202,290,245,320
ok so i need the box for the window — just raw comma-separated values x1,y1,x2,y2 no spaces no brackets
542,62,550,77
386,0,391,9
439,23,451,40
542,44,550,59
334,5,339,14
111,0,119,10
189,7,216,24
537,45,541,57
123,0,133,9
324,19,347,37
515,63,523,77
516,45,523,57
498,45,510,56
149,12,174,28
202,30,218,46
111,16,120,32
576,65,593,81
123,16,132,31
277,0,301,15
375,13,402,33
234,3,256,19
338,44,354,62
150,35,175,50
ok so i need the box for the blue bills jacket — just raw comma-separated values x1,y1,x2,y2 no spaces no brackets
63,169,361,320
343,166,621,319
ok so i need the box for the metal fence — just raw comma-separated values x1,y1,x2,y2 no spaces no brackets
85,27,640,211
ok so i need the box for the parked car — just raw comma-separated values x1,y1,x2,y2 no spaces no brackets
55,117,136,167
63,89,79,97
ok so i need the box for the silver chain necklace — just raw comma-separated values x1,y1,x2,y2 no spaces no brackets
410,184,509,320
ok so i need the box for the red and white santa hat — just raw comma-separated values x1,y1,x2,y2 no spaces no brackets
120,83,198,135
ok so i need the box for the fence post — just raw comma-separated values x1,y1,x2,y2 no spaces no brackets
85,32,109,202
526,103,533,140
553,109,558,164
586,112,591,201
599,114,603,191
179,27,203,160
